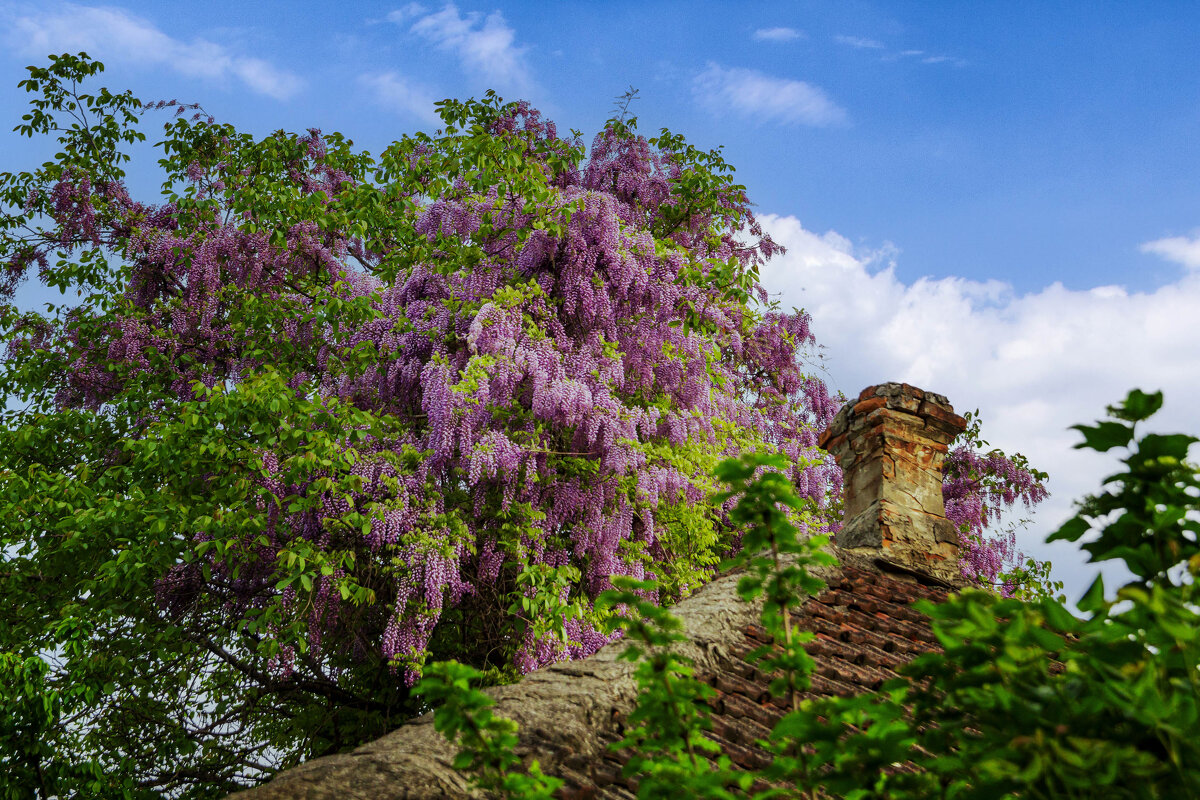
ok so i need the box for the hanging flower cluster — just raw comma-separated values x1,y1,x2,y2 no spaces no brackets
944,429,1050,595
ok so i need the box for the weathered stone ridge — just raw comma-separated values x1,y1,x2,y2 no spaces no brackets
818,383,967,585
227,555,844,800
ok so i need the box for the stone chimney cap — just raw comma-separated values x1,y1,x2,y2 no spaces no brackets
818,382,965,451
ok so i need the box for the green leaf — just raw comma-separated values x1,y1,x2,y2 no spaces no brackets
1048,515,1091,543
1107,388,1164,422
1077,573,1107,614
1070,420,1133,452
1040,598,1080,633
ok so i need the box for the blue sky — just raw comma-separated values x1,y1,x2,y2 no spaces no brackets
3,1,1199,601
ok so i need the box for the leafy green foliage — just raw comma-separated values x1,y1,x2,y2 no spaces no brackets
0,653,111,800
595,576,746,799
1051,388,1198,583
414,661,562,800
713,453,836,709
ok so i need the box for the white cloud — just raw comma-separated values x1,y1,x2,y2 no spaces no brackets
391,2,532,92
1141,233,1200,270
3,3,302,100
869,43,965,66
228,58,303,99
386,3,428,22
921,55,966,66
358,71,442,124
835,35,884,49
758,214,1200,602
752,27,803,42
693,62,847,127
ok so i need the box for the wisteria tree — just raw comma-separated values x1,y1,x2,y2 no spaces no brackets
0,55,1045,798
0,55,848,797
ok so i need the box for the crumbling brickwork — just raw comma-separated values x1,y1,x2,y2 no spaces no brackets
818,382,967,585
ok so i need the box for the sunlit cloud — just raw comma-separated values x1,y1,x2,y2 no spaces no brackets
693,62,847,127
1141,233,1200,270
3,3,303,100
388,2,532,92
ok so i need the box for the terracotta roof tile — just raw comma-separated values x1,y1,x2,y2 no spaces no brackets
553,564,953,798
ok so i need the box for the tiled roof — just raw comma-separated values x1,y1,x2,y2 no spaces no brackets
229,554,957,800
552,562,952,799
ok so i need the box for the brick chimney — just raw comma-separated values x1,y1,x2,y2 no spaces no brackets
818,383,967,585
